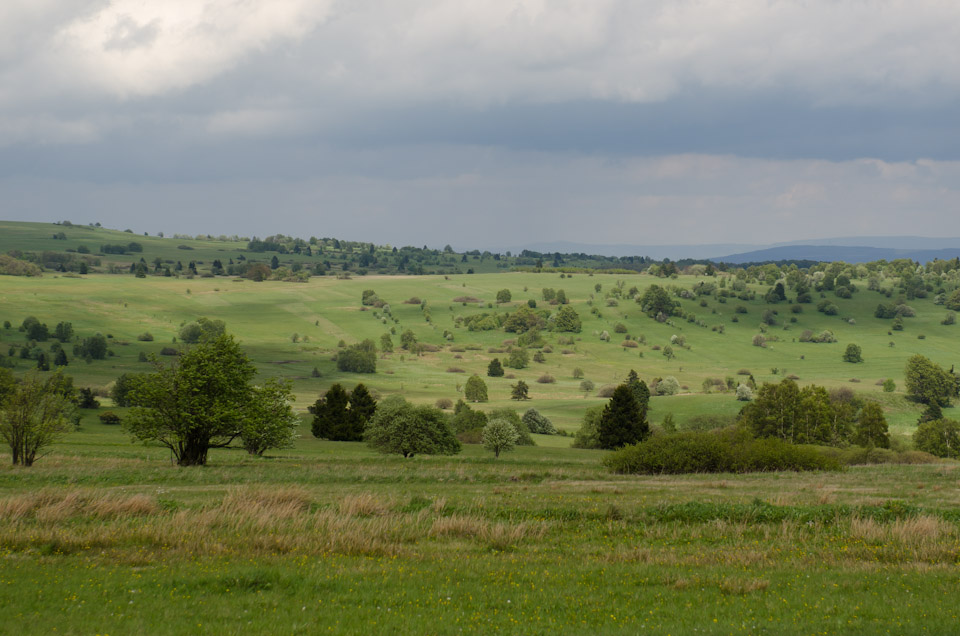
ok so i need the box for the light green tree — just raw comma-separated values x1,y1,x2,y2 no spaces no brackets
483,418,519,458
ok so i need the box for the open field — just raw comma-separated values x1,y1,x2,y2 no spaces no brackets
2,419,960,634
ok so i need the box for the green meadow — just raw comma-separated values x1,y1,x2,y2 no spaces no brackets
2,222,960,633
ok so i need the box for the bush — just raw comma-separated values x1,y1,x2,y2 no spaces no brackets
603,429,841,474
435,398,453,410
655,376,680,396
521,408,557,435
736,384,753,401
337,340,377,373
98,411,122,425
536,374,556,384
137,332,154,342
596,384,617,398
159,347,178,356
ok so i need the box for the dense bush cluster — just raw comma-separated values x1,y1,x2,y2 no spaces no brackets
603,429,841,475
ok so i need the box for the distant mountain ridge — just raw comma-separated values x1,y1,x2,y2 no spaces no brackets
710,245,960,265
494,236,960,263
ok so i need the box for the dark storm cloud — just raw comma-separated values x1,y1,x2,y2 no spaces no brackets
2,1,960,246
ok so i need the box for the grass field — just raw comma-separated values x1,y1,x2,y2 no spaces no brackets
2,418,960,634
3,222,960,633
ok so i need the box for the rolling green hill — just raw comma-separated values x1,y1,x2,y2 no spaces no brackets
3,230,957,441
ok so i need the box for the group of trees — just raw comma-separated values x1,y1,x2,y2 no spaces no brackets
738,379,889,448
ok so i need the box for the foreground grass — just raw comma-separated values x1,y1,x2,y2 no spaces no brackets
1,423,959,634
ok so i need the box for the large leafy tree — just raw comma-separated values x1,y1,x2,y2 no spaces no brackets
637,285,676,318
904,354,958,406
125,334,291,466
0,370,74,466
598,384,649,449
365,396,460,458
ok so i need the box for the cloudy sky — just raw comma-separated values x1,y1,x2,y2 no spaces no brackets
2,1,959,250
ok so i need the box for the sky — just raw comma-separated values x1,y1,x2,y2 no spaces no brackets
2,0,960,250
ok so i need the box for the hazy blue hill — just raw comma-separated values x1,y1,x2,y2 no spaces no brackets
712,245,960,264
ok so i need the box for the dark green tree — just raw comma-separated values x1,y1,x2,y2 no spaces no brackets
598,384,648,449
625,369,650,422
310,384,353,440
53,349,68,367
511,380,530,401
487,358,504,377
53,322,74,343
843,344,863,363
638,285,675,318
853,402,889,448
496,289,512,304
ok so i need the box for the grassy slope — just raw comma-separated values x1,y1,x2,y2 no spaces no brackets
0,268,946,437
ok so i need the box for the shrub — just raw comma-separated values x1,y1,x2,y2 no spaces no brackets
137,332,154,342
536,374,556,384
435,398,453,410
736,384,753,401
596,384,617,398
655,376,680,396
882,378,896,393
99,411,122,425
752,334,766,347
159,347,178,356
521,408,557,435
603,429,841,474
842,344,863,363
337,340,377,373
620,340,638,348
